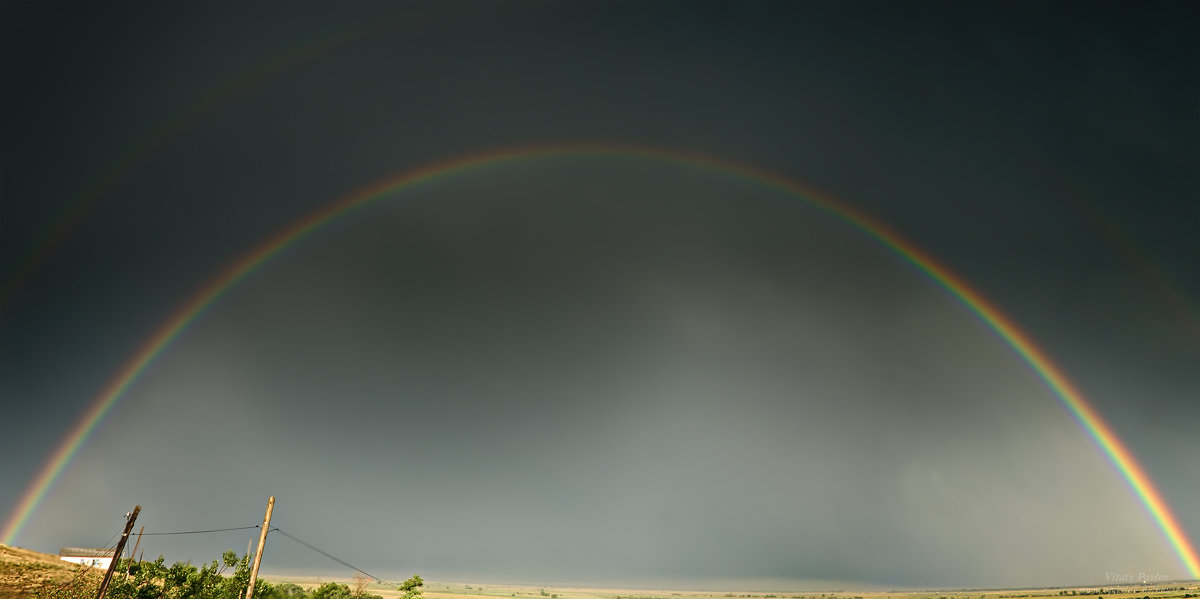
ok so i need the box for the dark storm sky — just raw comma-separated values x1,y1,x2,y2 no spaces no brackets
1,0,1197,589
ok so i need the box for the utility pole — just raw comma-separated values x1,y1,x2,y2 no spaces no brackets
130,526,143,561
244,496,275,599
96,505,139,599
126,526,144,578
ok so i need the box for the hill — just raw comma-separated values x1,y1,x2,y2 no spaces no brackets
0,544,103,598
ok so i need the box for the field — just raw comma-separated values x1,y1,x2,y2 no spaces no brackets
408,581,1200,599
2,545,1196,599
0,545,102,598
283,579,1200,599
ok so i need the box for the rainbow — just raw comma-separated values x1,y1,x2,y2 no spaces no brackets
4,144,1197,577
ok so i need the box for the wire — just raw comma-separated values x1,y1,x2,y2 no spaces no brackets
136,525,261,536
56,562,95,593
77,519,396,588
97,517,125,550
270,527,392,586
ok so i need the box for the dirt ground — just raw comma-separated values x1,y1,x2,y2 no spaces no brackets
0,544,103,598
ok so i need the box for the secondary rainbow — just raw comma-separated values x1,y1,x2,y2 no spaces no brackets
4,144,1197,577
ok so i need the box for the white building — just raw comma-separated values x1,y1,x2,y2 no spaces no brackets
59,547,113,570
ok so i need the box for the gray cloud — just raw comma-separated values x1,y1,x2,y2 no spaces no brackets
2,1,1195,590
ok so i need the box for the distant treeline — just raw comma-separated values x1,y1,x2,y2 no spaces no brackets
1006,590,1195,599
1047,589,1196,597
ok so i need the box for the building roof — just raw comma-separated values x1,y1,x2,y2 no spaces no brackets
59,547,114,558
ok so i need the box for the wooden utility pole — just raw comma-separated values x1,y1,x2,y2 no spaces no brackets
130,526,143,561
125,526,144,578
96,505,139,599
244,496,275,599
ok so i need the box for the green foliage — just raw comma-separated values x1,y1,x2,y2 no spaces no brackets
398,575,425,599
27,549,420,599
271,582,311,598
34,551,274,599
311,582,354,599
104,551,256,599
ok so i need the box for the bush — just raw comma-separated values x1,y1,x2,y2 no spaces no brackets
398,575,425,599
34,551,296,599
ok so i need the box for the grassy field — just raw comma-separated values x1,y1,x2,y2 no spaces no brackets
278,578,1200,599
0,544,102,599
3,544,1196,599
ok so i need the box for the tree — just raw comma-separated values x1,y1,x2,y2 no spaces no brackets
272,582,310,598
350,573,383,599
311,582,354,599
98,551,258,599
398,575,424,599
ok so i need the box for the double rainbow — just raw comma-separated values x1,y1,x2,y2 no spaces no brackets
4,144,1196,577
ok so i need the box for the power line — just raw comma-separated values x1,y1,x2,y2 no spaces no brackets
270,527,392,587
54,517,126,594
79,514,398,589
94,512,134,550
136,525,261,536
99,527,122,551
56,560,95,592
